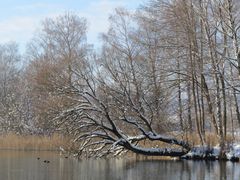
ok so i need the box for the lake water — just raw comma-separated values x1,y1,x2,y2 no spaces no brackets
0,150,239,180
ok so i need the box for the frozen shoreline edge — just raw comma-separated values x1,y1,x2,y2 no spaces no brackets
181,144,240,162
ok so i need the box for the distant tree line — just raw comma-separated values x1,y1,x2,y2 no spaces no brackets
0,0,240,157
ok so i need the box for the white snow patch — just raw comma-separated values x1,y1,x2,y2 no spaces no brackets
226,144,240,160
182,144,240,161
182,145,220,159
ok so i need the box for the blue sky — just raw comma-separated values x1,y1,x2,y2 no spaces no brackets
0,0,144,52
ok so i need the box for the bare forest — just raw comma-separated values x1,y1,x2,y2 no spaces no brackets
1,0,240,158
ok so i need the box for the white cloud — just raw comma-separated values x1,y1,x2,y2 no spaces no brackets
13,3,56,12
0,0,141,51
0,16,38,42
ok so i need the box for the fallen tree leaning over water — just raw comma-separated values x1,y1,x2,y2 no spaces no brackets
54,82,191,157
52,48,191,158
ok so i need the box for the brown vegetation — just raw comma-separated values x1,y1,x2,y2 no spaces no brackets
0,133,72,151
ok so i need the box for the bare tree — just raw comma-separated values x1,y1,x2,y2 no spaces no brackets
26,13,90,134
48,9,190,158
0,42,32,134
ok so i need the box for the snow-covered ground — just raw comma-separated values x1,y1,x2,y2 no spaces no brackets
182,144,240,161
226,144,240,161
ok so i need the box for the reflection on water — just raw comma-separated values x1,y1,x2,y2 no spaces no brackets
0,150,239,180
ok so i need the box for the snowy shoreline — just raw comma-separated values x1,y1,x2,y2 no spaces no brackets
181,144,240,162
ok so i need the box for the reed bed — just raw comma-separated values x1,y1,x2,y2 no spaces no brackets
182,132,240,147
0,133,71,151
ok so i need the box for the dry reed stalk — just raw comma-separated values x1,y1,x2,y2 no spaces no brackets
0,133,72,151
